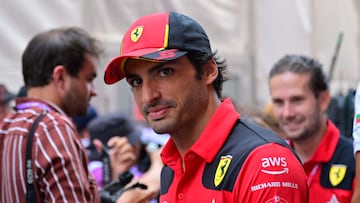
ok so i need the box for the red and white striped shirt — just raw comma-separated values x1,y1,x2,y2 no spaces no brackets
0,97,100,203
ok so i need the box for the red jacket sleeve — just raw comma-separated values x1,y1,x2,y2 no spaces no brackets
234,142,309,203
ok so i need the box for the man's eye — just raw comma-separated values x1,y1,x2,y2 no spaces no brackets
159,68,173,77
129,78,142,87
272,100,283,107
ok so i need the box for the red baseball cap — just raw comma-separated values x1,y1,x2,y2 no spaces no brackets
104,11,212,84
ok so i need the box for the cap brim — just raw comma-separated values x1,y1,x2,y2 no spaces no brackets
104,48,187,84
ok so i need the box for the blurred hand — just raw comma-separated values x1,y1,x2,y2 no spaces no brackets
147,145,163,169
93,136,136,180
134,146,163,201
115,146,163,203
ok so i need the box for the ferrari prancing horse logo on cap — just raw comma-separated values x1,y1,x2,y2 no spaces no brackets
214,155,232,187
131,26,143,42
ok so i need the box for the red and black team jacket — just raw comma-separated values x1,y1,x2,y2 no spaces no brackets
160,118,309,203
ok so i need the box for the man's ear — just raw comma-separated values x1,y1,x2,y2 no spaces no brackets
52,65,67,90
202,59,218,85
319,90,331,112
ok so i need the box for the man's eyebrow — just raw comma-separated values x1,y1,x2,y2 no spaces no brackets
147,62,167,75
126,61,168,78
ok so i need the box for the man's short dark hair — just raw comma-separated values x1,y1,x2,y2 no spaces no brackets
186,51,228,99
269,54,328,98
22,27,102,87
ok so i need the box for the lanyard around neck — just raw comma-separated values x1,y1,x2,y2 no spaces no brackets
16,101,52,111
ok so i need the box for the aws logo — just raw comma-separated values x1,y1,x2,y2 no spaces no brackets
214,155,232,187
261,157,289,175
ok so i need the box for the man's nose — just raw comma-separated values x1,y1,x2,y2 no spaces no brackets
282,103,295,118
141,80,160,105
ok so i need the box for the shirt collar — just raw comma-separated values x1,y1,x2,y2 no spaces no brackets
304,119,340,163
161,98,240,164
16,97,67,116
310,120,340,162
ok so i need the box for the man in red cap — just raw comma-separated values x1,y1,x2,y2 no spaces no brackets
105,11,309,202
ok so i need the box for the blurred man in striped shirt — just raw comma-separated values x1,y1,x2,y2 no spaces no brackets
0,27,134,203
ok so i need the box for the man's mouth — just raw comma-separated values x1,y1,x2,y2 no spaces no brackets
147,106,169,120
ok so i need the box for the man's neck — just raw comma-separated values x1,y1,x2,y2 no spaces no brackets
27,85,60,107
172,94,221,159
